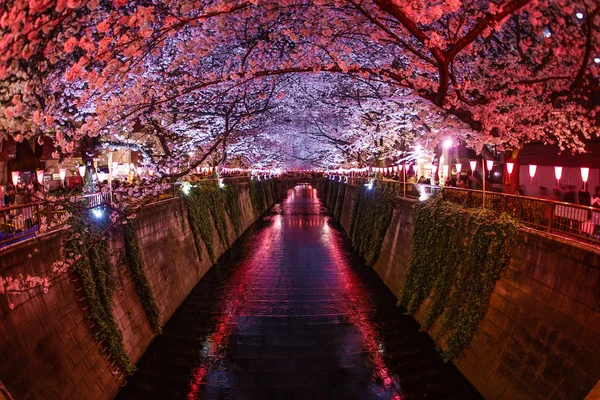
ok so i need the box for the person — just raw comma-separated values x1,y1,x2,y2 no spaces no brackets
4,185,15,206
563,185,577,204
551,188,562,202
578,185,591,206
592,187,600,208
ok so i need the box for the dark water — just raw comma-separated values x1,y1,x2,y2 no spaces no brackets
118,184,481,400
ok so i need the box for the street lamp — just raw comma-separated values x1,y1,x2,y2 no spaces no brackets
528,165,537,183
469,160,477,174
581,167,590,191
11,171,20,186
554,166,563,187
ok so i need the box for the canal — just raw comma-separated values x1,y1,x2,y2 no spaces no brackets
117,183,481,400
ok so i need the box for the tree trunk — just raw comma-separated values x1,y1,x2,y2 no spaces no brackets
502,148,521,194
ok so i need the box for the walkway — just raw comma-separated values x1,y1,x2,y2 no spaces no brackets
118,184,481,400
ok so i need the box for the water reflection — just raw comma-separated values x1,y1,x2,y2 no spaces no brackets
118,183,481,400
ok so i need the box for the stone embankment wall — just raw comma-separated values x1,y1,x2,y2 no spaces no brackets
0,180,289,400
318,180,600,400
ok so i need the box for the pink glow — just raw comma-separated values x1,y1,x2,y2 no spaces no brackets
506,162,514,174
581,167,590,182
11,171,20,186
554,166,563,180
469,160,477,172
455,163,462,174
36,169,44,185
486,160,494,171
529,165,537,178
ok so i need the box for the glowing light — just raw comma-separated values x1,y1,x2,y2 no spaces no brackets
486,160,494,171
442,164,449,178
412,165,418,174
469,160,477,173
218,178,225,189
181,181,192,195
506,162,514,175
595,57,600,64
529,165,537,178
443,139,453,149
59,168,67,182
455,163,462,174
415,144,422,152
11,171,20,186
554,166,563,180
365,179,374,190
91,208,104,219
576,12,584,19
78,165,86,178
542,27,552,38
404,164,411,172
581,167,590,182
36,169,44,185
431,165,437,174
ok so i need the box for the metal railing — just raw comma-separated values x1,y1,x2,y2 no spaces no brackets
0,203,41,247
441,187,600,245
0,176,261,250
332,176,600,246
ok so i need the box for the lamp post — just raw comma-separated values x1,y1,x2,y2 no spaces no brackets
455,163,462,175
528,165,537,184
59,168,67,187
469,160,477,176
581,167,590,191
554,166,563,188
505,162,514,189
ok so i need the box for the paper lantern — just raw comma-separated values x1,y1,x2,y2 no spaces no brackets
59,168,67,182
455,163,462,174
11,171,20,186
412,165,418,174
469,160,477,172
506,162,514,175
486,160,494,171
581,167,590,183
36,169,44,185
554,166,563,181
431,165,438,174
78,165,86,178
529,165,537,178
442,165,449,178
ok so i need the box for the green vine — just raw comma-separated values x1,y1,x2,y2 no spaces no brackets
224,184,243,236
183,186,216,263
400,196,518,361
122,222,161,333
65,212,135,375
249,179,270,217
205,186,229,248
324,180,394,266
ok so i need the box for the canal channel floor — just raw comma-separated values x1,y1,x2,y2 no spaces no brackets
117,184,482,400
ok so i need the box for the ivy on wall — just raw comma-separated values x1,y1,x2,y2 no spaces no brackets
400,196,518,361
224,184,243,236
322,179,394,267
66,213,135,375
183,186,216,263
249,179,272,217
122,222,161,333
349,183,395,266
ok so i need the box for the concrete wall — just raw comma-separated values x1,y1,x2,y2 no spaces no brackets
319,180,600,400
0,181,288,400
